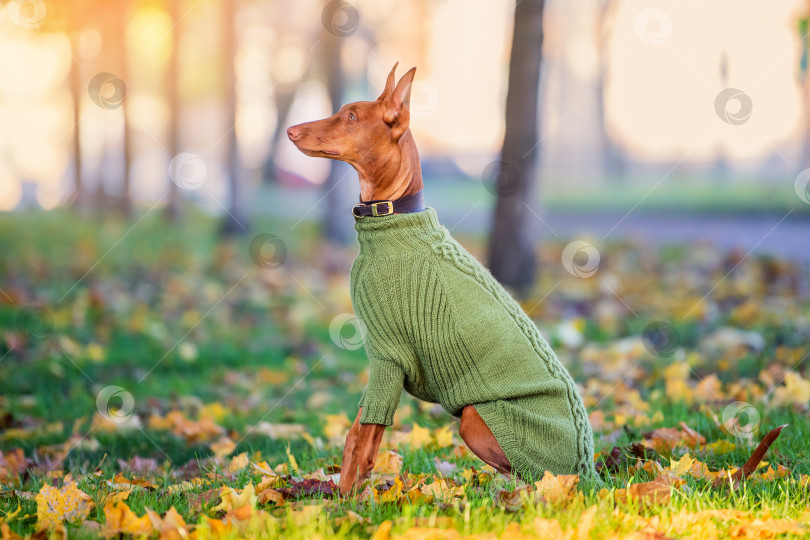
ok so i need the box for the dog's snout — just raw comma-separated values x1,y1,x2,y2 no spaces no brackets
287,126,301,141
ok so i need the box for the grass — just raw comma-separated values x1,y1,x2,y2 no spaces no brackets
1,207,809,538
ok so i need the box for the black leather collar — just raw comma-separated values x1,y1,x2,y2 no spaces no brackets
352,189,425,218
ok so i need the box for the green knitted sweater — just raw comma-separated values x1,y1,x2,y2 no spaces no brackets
351,208,594,479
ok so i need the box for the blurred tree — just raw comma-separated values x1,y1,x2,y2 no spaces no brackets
262,86,298,183
47,0,87,213
799,10,810,170
596,0,624,180
321,26,353,246
487,0,545,298
66,0,87,214
165,0,182,221
113,0,133,217
220,0,250,236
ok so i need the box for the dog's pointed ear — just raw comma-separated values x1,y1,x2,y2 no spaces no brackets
383,66,416,140
378,62,399,101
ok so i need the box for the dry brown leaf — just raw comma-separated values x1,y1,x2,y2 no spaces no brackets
257,487,284,505
617,474,684,506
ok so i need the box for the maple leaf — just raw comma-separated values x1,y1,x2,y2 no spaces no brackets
703,439,736,455
257,487,284,505
226,452,249,473
373,450,403,475
433,426,453,448
209,436,237,459
35,474,94,530
616,474,684,506
772,372,810,409
534,471,579,504
323,413,351,440
643,423,704,454
145,506,189,540
101,501,153,538
0,449,30,486
666,453,695,477
106,472,158,491
211,482,256,513
375,477,405,503
419,478,461,502
405,424,432,448
251,460,285,489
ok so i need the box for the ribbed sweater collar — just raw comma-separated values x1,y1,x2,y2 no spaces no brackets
354,207,446,256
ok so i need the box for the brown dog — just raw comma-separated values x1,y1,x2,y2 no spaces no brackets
288,64,512,496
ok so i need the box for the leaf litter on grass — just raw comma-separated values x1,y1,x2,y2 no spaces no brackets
1,216,810,538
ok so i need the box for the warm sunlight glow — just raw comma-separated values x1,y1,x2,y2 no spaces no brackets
0,0,807,210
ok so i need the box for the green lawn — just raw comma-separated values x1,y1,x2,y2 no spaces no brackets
0,209,809,538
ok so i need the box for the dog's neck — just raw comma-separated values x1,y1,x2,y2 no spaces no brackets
355,130,423,202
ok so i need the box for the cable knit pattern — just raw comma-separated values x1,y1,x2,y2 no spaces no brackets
351,208,595,479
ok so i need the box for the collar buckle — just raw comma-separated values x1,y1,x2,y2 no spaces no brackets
371,201,393,216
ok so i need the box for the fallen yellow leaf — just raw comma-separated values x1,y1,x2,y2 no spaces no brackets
534,471,579,504
101,501,152,538
35,474,94,530
373,450,403,475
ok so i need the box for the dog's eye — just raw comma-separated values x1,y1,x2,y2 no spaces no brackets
349,113,356,121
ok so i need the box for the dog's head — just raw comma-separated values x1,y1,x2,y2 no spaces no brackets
286,63,416,165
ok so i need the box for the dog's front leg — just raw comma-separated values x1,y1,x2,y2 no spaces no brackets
339,407,386,497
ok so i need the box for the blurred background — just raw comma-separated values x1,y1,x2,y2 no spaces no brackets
2,0,810,263
1,0,810,491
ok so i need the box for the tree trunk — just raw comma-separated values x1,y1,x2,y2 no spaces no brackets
69,31,86,214
165,0,181,221
321,28,353,245
487,0,545,298
803,1,810,170
220,0,250,236
116,0,133,218
596,0,624,180
261,87,296,183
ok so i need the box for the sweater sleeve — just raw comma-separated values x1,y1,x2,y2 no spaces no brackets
358,356,404,425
